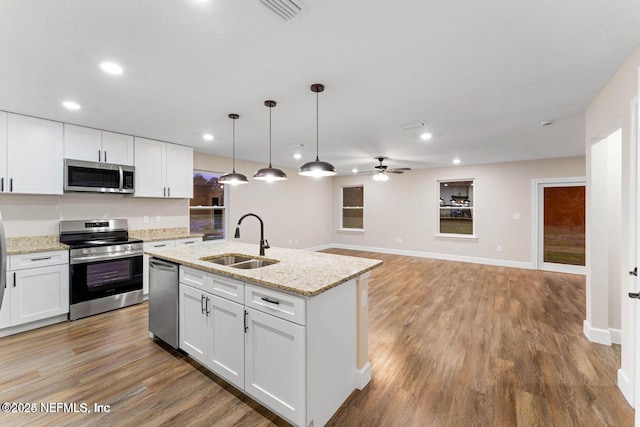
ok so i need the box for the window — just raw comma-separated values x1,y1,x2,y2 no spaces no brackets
190,171,227,240
341,186,364,230
439,180,474,236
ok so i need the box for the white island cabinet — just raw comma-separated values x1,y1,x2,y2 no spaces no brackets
147,241,381,427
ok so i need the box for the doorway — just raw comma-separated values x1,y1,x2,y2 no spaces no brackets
533,178,586,274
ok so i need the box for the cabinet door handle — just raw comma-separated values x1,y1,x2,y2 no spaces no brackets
205,296,210,316
261,296,280,305
104,151,107,163
98,150,101,162
630,267,637,276
201,294,205,314
13,272,16,287
9,178,13,192
629,292,640,299
30,256,52,262
168,187,171,197
154,244,167,248
1,177,3,192
244,310,248,333
163,187,166,197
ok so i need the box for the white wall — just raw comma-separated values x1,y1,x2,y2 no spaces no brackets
584,44,640,404
194,152,333,250
0,193,188,237
332,156,585,267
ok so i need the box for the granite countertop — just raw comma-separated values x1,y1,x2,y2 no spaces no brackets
146,241,382,297
7,235,69,255
129,227,204,242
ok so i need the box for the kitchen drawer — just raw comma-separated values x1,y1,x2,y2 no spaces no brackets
179,265,211,292
144,240,175,250
244,283,305,326
9,250,69,271
174,238,202,246
210,274,244,304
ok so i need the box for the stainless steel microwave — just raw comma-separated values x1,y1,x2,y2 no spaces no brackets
64,159,135,194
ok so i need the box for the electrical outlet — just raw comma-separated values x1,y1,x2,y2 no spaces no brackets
361,290,368,307
513,213,521,220
155,216,161,222
143,216,149,224
497,245,502,252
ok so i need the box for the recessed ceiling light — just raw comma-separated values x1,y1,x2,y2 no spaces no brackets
352,168,358,174
100,62,123,75
420,132,432,141
203,133,214,141
62,101,81,110
453,158,461,165
293,153,302,160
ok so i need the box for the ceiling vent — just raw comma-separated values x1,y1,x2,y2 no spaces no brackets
397,120,427,131
257,0,308,22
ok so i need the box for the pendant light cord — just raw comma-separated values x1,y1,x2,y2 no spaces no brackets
232,117,236,172
269,104,273,167
315,90,320,161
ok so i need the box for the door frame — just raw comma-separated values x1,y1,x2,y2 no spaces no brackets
531,177,587,274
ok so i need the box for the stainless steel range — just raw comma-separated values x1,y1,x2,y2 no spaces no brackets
60,219,144,320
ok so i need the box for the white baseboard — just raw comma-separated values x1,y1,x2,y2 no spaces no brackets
305,243,334,252
328,243,533,269
618,368,635,407
583,320,613,345
0,314,68,338
610,328,622,345
355,362,371,390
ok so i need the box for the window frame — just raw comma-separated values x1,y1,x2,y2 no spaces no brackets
340,185,365,231
436,178,477,239
189,170,229,241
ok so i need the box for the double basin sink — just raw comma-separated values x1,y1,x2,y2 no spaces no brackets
200,253,279,270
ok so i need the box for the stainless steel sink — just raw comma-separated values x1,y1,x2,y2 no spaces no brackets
201,254,253,266
229,259,279,269
200,254,279,269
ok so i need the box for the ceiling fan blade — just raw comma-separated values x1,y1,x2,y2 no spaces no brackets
390,167,411,171
387,170,404,174
352,171,375,175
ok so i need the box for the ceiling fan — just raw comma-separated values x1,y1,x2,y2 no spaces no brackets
355,157,411,181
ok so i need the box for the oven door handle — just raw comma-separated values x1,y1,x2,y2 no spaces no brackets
70,251,143,265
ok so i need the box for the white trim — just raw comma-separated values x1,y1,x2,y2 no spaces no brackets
434,233,478,241
618,368,634,407
355,362,371,390
0,314,68,338
338,228,365,233
330,243,532,269
531,177,586,271
583,319,612,345
611,328,622,344
305,244,334,252
540,262,586,276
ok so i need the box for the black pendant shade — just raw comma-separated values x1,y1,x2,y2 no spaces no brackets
299,83,336,177
219,113,249,185
254,100,287,182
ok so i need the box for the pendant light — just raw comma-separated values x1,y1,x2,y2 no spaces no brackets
299,83,336,177
219,113,249,185
254,100,287,181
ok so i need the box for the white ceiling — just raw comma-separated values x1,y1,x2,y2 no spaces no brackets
1,0,638,174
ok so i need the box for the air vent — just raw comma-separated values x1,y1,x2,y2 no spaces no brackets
398,120,427,131
257,0,308,22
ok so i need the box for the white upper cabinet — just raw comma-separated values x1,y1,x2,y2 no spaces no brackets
64,124,134,166
101,131,134,165
5,114,63,195
0,112,7,192
134,137,193,198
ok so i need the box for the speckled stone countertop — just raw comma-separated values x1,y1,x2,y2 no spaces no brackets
146,241,382,297
130,227,204,242
6,235,69,255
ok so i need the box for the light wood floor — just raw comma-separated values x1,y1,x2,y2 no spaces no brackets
0,250,633,426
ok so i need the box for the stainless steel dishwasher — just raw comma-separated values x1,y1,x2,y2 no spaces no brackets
148,258,179,349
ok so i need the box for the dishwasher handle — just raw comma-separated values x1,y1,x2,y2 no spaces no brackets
149,259,178,272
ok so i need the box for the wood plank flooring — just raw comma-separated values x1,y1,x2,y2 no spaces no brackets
0,249,633,426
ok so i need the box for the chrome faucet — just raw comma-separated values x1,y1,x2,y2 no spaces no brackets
234,213,270,256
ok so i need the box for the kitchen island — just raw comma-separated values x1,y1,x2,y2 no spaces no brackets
145,241,382,427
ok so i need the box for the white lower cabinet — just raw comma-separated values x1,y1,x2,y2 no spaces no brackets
1,250,69,335
177,266,356,427
244,307,305,426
